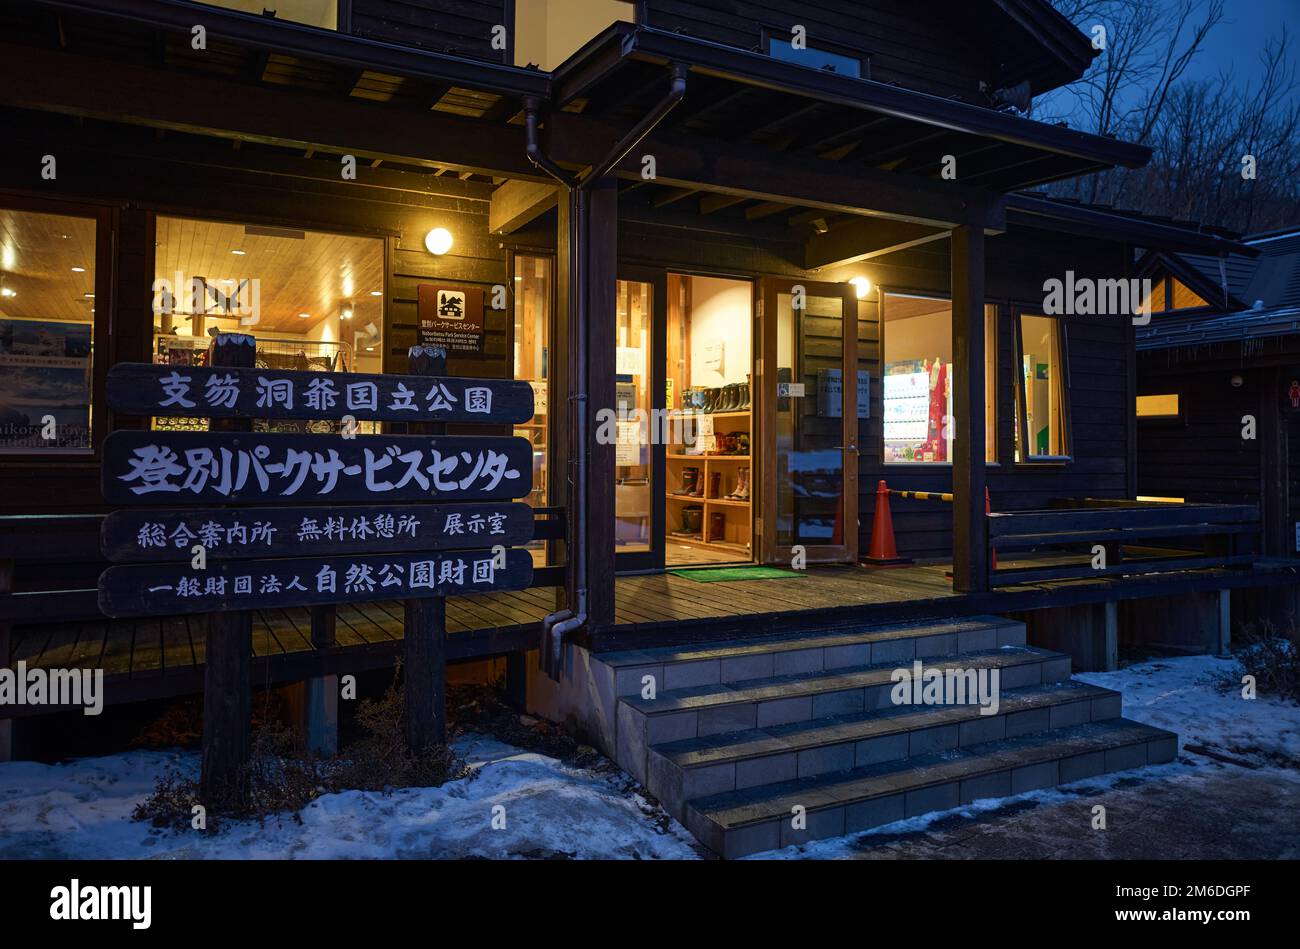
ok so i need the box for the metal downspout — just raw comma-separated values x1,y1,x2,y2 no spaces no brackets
528,65,688,679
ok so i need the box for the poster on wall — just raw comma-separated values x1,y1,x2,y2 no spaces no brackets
418,286,484,356
0,319,92,452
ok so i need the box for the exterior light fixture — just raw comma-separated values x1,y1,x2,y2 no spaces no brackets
424,227,453,256
850,277,872,299
1230,375,1244,388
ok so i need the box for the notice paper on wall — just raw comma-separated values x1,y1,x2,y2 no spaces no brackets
616,420,641,466
616,346,645,376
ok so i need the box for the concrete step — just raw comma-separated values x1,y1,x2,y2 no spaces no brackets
616,645,1071,785
684,718,1178,859
645,680,1122,822
597,615,1025,697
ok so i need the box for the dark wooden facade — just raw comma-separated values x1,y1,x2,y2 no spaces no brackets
0,0,1271,656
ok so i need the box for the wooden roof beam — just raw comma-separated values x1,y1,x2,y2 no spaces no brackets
806,217,949,271
490,179,560,234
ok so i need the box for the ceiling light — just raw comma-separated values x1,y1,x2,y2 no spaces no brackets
424,227,453,256
341,306,354,320
0,288,15,298
231,249,246,256
365,346,375,351
84,293,95,298
298,312,311,319
369,290,383,296
71,267,86,273
850,277,872,299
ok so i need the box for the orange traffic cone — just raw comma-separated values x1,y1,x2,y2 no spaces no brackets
986,487,997,569
863,480,912,566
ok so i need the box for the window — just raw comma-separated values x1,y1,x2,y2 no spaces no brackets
765,33,866,78
1137,393,1179,419
1015,313,1069,460
196,1,339,30
152,216,383,432
0,206,97,454
881,294,997,463
1142,275,1212,315
514,0,636,70
512,254,552,516
1169,278,1209,311
615,280,653,553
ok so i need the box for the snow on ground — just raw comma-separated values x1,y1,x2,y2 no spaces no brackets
0,655,1295,860
0,735,700,860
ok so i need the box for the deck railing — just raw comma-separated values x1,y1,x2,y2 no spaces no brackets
985,499,1260,587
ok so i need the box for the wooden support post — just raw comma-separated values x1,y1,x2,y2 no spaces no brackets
1260,367,1289,557
200,333,256,802
404,345,448,751
505,650,528,709
301,605,338,755
0,556,13,762
582,179,619,631
950,224,988,593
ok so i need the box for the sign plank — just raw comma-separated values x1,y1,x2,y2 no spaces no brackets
106,362,533,424
102,431,533,505
101,502,535,563
97,548,534,618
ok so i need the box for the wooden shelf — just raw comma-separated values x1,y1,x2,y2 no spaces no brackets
667,453,750,461
667,536,752,556
705,496,750,508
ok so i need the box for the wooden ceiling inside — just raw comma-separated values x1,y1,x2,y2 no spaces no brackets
0,207,97,325
154,216,384,337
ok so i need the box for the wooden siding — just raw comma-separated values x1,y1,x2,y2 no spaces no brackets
640,0,992,102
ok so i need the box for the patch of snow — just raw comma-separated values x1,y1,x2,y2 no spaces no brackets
1077,654,1300,763
0,735,699,860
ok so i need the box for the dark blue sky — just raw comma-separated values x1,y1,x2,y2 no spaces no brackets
1184,0,1300,94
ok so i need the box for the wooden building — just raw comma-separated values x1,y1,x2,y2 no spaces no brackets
0,0,1295,855
1137,225,1300,622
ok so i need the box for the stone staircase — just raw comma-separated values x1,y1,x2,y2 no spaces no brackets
597,615,1177,858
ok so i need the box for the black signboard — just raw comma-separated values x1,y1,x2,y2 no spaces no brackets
101,502,535,563
105,363,532,424
101,431,533,505
98,548,535,618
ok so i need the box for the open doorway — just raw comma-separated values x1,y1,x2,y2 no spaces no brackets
664,273,754,566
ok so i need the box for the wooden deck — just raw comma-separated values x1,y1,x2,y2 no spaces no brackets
8,556,1299,717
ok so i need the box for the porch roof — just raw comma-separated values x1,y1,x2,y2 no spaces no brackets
551,23,1151,197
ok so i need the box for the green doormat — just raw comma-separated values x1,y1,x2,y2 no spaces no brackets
669,566,808,583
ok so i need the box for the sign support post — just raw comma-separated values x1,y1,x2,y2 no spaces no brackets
200,333,255,802
404,345,448,751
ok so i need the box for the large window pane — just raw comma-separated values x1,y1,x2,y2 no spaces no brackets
615,279,652,552
882,293,996,464
153,216,383,433
0,207,96,453
1016,314,1069,459
513,254,551,514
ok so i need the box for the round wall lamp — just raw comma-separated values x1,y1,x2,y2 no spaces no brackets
850,276,872,299
424,227,453,256
1230,374,1244,388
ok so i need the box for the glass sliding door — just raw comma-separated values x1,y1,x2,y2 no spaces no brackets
614,278,653,553
759,278,858,564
